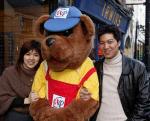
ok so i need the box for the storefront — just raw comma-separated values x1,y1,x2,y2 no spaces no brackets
74,0,132,60
0,0,49,75
0,0,132,74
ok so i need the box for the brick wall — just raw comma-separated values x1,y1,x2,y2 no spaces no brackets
0,1,49,74
0,32,4,75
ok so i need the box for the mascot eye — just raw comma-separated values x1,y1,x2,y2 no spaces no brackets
45,28,73,37
62,28,73,36
45,30,53,36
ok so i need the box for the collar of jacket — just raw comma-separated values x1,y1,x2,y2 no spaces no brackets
121,54,133,75
99,53,132,75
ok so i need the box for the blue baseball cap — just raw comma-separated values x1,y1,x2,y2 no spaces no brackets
44,6,82,32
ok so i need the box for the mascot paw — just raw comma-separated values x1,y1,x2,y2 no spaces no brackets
38,106,80,121
29,98,99,121
67,98,99,120
29,98,49,121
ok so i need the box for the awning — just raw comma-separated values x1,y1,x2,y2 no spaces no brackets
7,0,47,7
75,0,133,33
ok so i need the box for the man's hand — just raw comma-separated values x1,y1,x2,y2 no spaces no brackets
79,87,91,101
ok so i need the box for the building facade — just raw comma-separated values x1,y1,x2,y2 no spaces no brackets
74,0,132,60
0,0,132,74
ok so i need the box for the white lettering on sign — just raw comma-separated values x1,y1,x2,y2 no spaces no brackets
126,0,145,4
102,3,122,26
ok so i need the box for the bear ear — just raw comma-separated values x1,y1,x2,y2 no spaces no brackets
80,15,95,41
34,15,49,39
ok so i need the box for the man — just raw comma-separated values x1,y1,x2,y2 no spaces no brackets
80,25,150,121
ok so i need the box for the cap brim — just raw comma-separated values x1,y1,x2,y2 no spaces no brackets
44,18,80,32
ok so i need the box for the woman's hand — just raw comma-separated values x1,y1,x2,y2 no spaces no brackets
80,87,91,101
24,97,30,104
29,91,39,103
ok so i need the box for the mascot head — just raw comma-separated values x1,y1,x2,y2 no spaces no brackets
34,6,95,71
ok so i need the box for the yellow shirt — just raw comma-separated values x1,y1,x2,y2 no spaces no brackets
32,57,99,101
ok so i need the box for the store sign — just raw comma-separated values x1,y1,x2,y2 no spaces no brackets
102,3,122,27
126,0,145,4
75,0,131,33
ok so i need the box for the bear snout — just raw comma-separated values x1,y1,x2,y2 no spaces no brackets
46,38,55,47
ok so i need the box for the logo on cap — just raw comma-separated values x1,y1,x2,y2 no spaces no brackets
44,6,81,32
54,8,69,19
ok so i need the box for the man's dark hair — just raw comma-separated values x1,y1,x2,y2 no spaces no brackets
98,25,121,42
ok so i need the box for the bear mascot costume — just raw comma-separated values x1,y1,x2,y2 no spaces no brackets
29,6,99,121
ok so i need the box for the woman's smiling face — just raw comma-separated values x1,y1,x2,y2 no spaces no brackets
23,49,40,70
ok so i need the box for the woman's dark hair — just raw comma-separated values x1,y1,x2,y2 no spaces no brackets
16,39,43,71
98,25,121,42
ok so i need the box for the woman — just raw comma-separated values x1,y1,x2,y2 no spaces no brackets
0,39,43,121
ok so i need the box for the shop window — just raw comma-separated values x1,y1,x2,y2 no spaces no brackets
137,40,144,62
21,17,33,33
0,33,4,75
125,36,131,49
5,32,14,65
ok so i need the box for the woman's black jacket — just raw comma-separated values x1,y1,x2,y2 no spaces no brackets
90,55,150,121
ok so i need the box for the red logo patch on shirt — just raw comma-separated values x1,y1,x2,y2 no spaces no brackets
51,94,65,108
